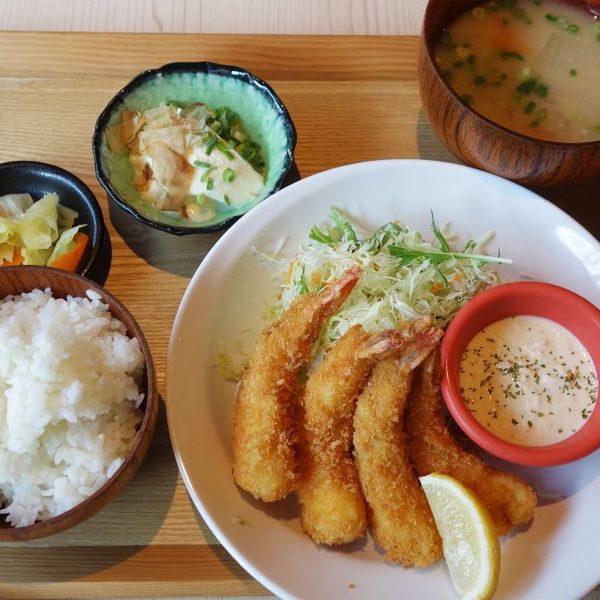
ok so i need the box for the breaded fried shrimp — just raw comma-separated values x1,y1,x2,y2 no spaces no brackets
406,352,537,535
353,328,443,567
232,267,361,502
298,325,418,545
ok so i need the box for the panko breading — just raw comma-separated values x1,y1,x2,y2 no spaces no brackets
354,330,443,567
406,352,537,535
298,325,420,545
232,267,361,502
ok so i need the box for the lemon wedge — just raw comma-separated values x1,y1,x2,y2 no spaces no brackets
420,473,500,600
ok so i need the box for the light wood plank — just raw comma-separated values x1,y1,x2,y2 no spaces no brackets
0,31,597,598
0,0,426,35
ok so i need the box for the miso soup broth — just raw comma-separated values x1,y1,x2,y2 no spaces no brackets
435,0,600,142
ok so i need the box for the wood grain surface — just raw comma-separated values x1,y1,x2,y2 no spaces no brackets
0,0,426,35
0,31,598,599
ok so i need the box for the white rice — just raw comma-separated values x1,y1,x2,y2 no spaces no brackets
0,288,145,527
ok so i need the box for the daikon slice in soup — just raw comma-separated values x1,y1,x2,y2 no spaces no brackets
435,0,600,143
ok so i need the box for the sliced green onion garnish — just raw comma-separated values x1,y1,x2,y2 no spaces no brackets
201,166,216,182
536,107,548,122
205,137,218,155
524,101,536,114
474,74,487,86
206,178,214,190
439,32,453,47
216,141,234,160
194,160,211,169
500,50,524,61
224,194,231,205
223,168,236,183
569,68,577,76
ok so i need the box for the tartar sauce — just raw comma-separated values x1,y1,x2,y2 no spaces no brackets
459,315,597,446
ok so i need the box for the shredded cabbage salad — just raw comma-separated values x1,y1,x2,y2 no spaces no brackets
275,209,510,355
217,208,511,381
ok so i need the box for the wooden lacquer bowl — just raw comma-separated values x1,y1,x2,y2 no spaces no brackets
0,267,158,541
419,0,600,187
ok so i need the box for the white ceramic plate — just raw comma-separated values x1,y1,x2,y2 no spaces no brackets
167,160,600,600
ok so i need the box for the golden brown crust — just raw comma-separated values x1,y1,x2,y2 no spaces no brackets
354,339,442,567
406,352,538,535
232,267,361,502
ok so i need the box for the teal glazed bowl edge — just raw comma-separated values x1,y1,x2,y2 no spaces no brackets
92,61,297,235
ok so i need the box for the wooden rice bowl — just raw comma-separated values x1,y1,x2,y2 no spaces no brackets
0,266,158,541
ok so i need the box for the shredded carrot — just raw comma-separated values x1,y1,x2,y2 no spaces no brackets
311,272,321,285
286,263,293,283
0,247,23,267
431,282,445,293
48,232,89,272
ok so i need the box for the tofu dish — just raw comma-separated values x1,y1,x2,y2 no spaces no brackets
105,102,266,222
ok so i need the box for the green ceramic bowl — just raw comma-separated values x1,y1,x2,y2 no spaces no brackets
92,62,297,235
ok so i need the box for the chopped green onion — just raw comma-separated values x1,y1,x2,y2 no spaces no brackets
524,101,536,114
467,54,476,65
516,78,537,94
194,160,211,169
535,83,548,97
205,137,218,155
474,74,487,86
536,107,548,122
223,194,231,205
567,23,579,33
216,141,234,160
201,166,216,182
195,193,209,205
546,14,558,23
453,60,465,68
462,94,474,105
223,167,236,183
206,178,214,191
500,50,524,61
569,68,577,76
439,32,453,47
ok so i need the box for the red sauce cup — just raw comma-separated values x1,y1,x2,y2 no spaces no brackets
441,282,600,466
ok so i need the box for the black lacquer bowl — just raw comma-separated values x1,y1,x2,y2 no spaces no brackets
93,62,297,235
0,161,104,277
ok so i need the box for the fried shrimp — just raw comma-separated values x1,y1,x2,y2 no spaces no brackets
232,266,361,502
298,324,420,545
406,352,537,535
353,327,443,567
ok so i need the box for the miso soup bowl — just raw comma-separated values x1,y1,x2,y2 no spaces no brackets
440,282,600,467
419,0,600,187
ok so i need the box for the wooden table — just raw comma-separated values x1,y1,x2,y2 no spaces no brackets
0,32,598,600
